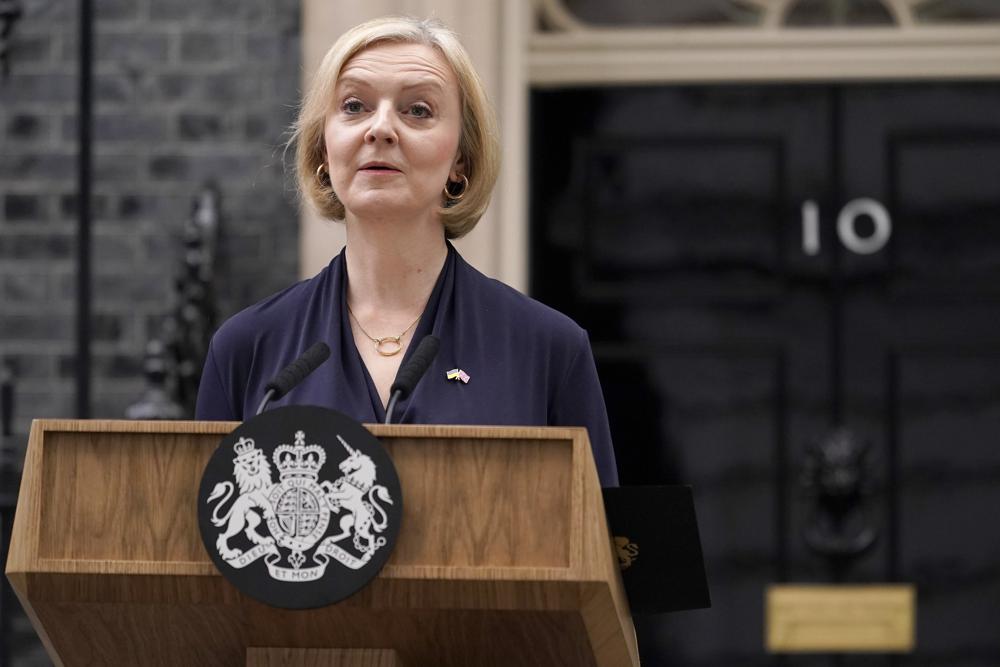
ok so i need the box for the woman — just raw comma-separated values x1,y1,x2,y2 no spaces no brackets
196,16,619,486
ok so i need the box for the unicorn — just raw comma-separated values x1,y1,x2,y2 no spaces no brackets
320,435,394,555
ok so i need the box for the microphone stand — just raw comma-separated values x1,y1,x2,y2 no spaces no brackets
384,391,402,425
255,388,277,417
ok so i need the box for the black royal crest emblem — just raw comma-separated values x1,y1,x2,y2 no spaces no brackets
197,405,403,609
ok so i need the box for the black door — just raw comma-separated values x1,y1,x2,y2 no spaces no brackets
530,83,1000,666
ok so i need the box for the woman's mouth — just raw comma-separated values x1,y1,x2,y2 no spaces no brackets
360,163,401,172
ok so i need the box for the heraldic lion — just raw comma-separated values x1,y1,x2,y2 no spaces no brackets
208,438,276,560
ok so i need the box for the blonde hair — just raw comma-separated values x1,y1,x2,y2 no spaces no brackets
290,16,500,239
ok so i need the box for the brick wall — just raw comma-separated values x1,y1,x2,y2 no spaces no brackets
0,0,302,431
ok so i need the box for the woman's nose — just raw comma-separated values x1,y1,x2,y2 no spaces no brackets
364,104,397,145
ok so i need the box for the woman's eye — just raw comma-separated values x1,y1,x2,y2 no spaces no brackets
408,103,432,118
342,99,364,113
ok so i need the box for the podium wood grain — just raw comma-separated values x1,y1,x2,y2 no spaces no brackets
6,420,638,666
246,648,402,667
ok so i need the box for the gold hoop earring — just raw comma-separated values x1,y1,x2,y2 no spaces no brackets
443,174,469,202
316,162,340,204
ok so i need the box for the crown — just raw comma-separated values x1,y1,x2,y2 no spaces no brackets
233,437,257,458
273,430,326,480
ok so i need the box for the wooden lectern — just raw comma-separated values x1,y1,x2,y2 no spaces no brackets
6,419,638,666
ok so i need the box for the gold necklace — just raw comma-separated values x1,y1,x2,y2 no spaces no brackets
347,303,421,357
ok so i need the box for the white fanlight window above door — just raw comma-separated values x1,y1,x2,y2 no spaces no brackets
530,0,1000,85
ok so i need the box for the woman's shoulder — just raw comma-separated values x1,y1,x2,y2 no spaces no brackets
210,259,336,357
456,253,588,347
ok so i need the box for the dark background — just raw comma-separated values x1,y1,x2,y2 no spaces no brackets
0,0,301,430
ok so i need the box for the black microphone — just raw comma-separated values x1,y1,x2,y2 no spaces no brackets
385,335,439,424
255,342,331,415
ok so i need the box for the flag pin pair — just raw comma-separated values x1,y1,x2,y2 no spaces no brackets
446,368,471,384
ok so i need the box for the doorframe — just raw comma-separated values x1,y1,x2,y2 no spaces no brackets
499,0,1000,290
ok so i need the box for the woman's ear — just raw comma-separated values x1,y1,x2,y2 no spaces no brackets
450,153,465,182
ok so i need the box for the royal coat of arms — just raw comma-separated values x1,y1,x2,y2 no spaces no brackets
206,429,395,581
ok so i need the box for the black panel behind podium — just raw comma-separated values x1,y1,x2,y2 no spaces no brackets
603,485,711,614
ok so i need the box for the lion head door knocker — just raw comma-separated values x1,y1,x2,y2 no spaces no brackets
801,427,879,581
614,536,640,570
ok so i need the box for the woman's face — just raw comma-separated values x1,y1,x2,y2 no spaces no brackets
323,42,464,223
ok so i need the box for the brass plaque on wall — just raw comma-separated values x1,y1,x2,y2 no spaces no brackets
766,585,916,653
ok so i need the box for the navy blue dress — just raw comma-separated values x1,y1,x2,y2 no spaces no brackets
195,244,619,486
